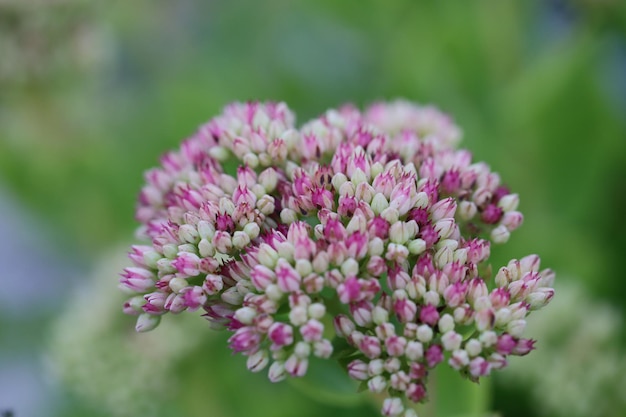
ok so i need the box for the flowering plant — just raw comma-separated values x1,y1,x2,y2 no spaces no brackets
120,100,554,416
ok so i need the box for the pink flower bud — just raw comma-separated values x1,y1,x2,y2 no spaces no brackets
406,383,427,403
394,298,417,323
513,338,535,355
338,276,362,304
431,198,457,221
268,322,294,348
284,354,308,377
469,357,491,378
347,359,369,380
251,265,276,291
443,282,468,308
300,319,324,342
313,339,333,358
496,334,516,354
368,375,387,393
247,350,269,372
419,305,440,326
425,344,444,367
501,211,523,231
135,313,161,332
526,287,554,310
268,360,286,382
333,315,356,338
467,278,488,304
120,267,155,293
390,370,410,391
229,326,261,353
181,286,207,310
385,336,407,357
359,335,382,359
172,252,201,277
381,397,404,417
275,259,301,293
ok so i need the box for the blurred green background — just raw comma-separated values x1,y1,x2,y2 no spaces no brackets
1,0,625,416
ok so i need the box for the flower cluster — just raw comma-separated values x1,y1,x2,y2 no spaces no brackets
120,100,554,416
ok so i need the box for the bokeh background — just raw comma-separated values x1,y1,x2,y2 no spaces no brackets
1,0,626,416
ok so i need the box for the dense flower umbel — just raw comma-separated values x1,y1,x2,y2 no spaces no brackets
121,100,554,417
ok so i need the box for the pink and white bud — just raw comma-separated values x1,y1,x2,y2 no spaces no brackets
498,193,519,212
419,305,440,326
465,339,482,357
181,286,207,310
390,370,411,391
425,344,444,367
501,211,523,231
375,322,395,340
434,245,454,269
469,357,491,378
389,182,417,216
359,335,382,359
438,314,455,333
526,287,554,310
347,360,369,380
441,331,463,351
405,341,424,361
475,308,495,331
313,339,333,358
519,254,541,273
443,282,467,308
172,252,200,277
386,243,410,263
406,383,426,403
268,360,287,382
168,277,188,294
251,265,276,291
449,349,470,370
458,201,477,220
394,298,417,323
229,326,261,353
268,322,294,348
135,313,161,332
129,245,160,269
247,349,270,372
416,325,434,343
467,278,489,304
351,300,374,327
213,231,233,253
141,292,166,315
507,319,526,338
513,338,535,355
434,218,456,240
431,198,457,221
300,319,324,342
333,314,356,338
221,287,244,305
490,225,510,244
368,375,387,393
164,293,187,313
382,397,404,417
275,259,301,293
386,336,407,357
258,243,279,268
120,267,155,293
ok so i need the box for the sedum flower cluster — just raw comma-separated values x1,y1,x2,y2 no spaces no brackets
120,100,554,416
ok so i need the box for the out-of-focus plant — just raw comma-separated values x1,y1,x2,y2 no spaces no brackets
502,280,626,417
48,249,207,417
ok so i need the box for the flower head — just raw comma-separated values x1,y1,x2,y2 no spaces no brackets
121,100,554,416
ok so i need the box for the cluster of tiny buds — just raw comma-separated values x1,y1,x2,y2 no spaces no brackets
120,100,554,417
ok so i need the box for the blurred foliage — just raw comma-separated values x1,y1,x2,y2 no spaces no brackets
1,0,625,416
